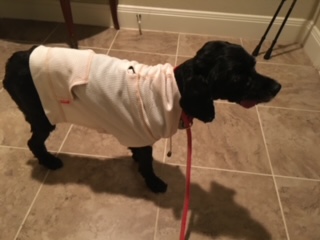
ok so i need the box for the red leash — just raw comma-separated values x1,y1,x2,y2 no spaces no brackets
179,112,193,240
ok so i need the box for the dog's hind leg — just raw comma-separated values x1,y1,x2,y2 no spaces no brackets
3,48,63,170
5,84,63,170
130,146,167,193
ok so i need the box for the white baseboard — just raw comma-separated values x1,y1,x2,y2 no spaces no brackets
0,0,309,42
118,5,309,42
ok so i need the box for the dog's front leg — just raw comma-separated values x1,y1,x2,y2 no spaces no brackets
129,146,167,193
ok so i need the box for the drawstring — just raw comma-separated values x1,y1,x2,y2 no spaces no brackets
167,137,173,157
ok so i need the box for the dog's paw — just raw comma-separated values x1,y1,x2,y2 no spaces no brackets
39,155,63,170
145,176,168,193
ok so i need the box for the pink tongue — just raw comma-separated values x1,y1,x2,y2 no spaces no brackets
240,100,257,108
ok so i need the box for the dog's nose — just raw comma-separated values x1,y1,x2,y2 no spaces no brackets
272,83,281,96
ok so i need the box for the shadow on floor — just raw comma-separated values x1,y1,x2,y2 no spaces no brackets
0,18,108,46
254,42,301,59
29,153,272,240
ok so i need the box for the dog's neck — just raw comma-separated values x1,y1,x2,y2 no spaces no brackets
173,65,185,97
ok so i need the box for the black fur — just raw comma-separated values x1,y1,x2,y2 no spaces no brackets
3,41,281,193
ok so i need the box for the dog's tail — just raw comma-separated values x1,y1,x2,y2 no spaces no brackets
3,45,37,87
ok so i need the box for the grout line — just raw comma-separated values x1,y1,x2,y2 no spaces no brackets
258,105,320,113
256,107,291,240
56,150,129,159
256,61,314,68
57,124,73,153
240,37,244,47
153,207,161,240
109,48,176,57
166,162,273,177
175,33,181,66
106,30,120,55
215,101,320,114
190,163,320,182
0,145,28,150
274,175,320,182
13,170,50,240
178,54,193,58
191,165,273,177
42,23,60,44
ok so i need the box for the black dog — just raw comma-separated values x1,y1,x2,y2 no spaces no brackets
3,41,281,193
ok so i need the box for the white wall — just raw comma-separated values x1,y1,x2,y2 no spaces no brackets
303,1,320,70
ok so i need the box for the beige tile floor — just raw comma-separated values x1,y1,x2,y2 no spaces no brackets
0,19,320,240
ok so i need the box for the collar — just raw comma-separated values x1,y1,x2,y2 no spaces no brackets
179,111,193,129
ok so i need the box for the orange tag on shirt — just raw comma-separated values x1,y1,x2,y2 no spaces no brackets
60,99,70,104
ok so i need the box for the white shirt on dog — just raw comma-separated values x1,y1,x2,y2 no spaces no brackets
29,46,182,147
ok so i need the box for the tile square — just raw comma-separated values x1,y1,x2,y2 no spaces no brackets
17,153,159,240
166,103,271,174
242,39,313,66
178,34,241,57
156,167,287,239
259,107,320,179
111,30,178,55
0,147,47,240
256,63,320,110
276,177,320,240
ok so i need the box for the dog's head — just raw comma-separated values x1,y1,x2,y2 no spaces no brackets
175,41,281,123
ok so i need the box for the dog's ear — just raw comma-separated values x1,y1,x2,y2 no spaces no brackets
180,74,215,123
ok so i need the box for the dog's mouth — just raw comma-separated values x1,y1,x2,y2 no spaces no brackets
239,100,258,108
239,95,275,109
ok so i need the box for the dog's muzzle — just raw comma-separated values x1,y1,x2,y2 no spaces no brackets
240,81,281,109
